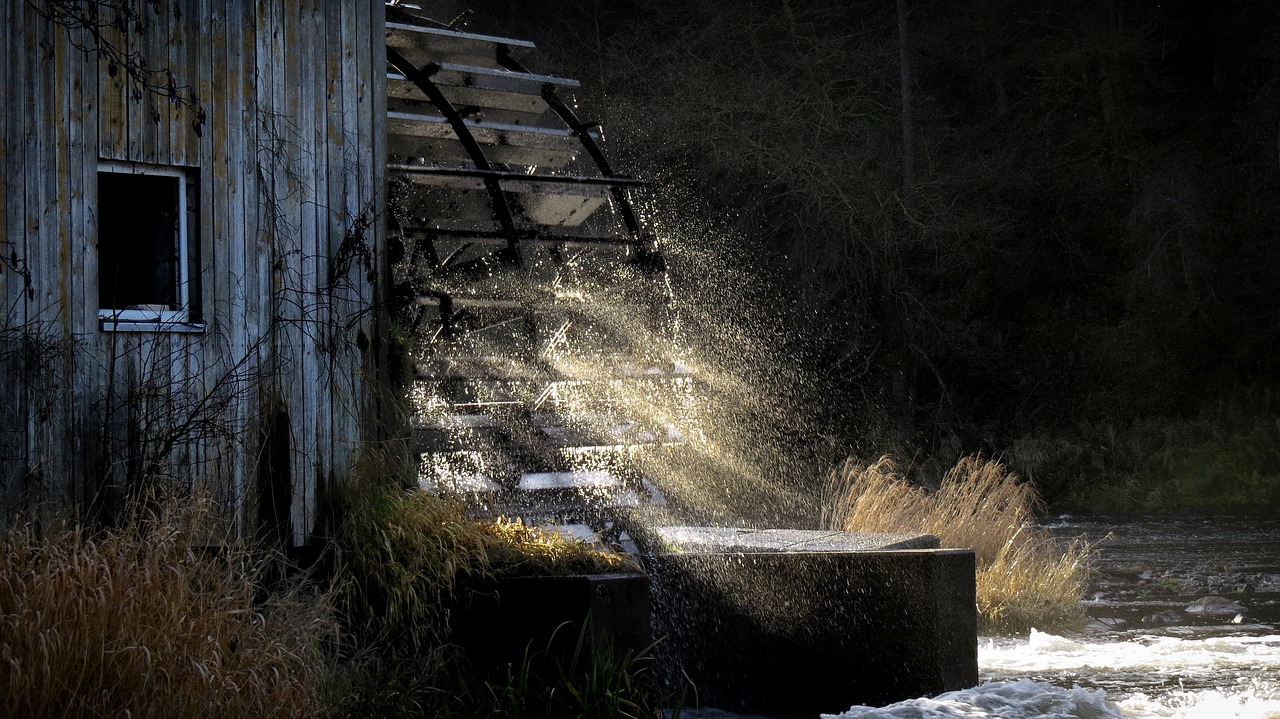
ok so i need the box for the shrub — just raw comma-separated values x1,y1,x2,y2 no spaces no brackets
326,478,645,717
823,455,1091,633
330,485,492,658
0,504,333,719
330,483,642,656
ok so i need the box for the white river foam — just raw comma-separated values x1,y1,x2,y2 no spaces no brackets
985,628,1280,675
819,630,1280,719
819,679,1121,719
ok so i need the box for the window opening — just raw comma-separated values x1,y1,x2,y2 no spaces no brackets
97,162,200,331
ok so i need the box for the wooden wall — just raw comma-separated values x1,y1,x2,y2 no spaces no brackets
0,0,387,545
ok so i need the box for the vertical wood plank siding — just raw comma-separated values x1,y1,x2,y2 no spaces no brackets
0,0,16,515
0,1,387,545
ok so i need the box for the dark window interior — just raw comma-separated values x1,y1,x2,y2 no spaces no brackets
97,171,180,311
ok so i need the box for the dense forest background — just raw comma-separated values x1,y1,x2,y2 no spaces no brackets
436,0,1280,511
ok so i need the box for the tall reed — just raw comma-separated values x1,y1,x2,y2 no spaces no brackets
0,504,333,719
823,455,1090,633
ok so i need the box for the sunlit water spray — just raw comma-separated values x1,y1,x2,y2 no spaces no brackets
408,195,845,530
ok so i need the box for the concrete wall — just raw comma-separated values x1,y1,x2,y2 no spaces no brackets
648,548,978,717
451,572,652,678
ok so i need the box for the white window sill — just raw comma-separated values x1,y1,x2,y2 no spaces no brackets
98,310,205,334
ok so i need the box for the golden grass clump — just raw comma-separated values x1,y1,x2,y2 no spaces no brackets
824,455,1091,634
333,486,492,656
479,517,642,576
327,482,644,717
0,506,333,719
332,483,640,658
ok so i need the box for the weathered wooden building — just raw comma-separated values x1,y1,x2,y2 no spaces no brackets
0,1,388,545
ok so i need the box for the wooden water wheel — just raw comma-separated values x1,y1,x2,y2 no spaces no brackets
385,4,689,544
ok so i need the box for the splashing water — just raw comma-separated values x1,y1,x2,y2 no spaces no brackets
680,514,1280,719
808,630,1280,719
814,514,1280,719
408,191,847,529
978,630,1280,719
820,679,1121,719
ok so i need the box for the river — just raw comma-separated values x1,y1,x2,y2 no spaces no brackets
690,516,1280,719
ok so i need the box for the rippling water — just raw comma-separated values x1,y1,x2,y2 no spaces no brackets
817,629,1280,718
690,516,1280,719
824,516,1280,719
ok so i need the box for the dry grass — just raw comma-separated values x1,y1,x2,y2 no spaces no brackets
332,482,640,657
0,464,644,719
479,517,642,577
975,526,1093,632
328,482,643,717
332,486,492,657
824,455,1091,634
0,503,334,719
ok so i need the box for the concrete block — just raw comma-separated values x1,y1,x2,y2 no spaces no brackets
647,531,977,718
652,526,941,553
452,572,651,676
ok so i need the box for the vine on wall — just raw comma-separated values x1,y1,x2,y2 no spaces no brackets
31,0,206,131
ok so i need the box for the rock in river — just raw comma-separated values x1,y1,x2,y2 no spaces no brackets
1143,609,1183,626
1185,596,1247,616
